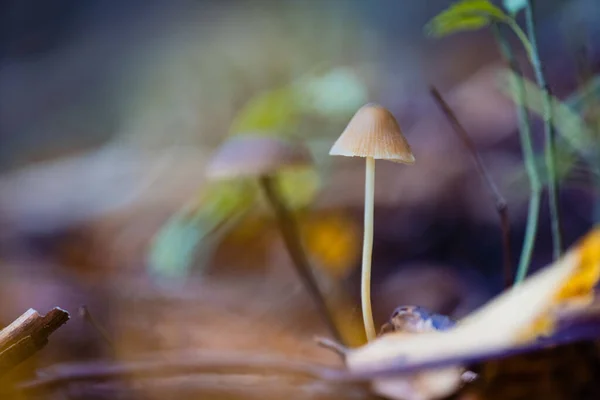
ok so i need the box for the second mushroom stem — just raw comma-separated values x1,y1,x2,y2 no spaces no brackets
258,175,344,344
362,157,376,341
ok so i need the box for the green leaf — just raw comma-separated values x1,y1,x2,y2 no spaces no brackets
427,15,491,36
194,181,257,222
147,212,208,280
506,148,593,196
496,69,595,158
500,73,600,195
229,86,301,136
425,0,507,37
503,0,526,15
566,76,600,113
147,181,256,280
274,167,322,211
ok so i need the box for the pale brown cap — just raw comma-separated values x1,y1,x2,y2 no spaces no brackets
329,103,415,164
205,135,312,179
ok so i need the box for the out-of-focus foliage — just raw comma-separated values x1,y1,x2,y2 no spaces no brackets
147,159,323,281
498,70,596,157
122,2,373,282
229,86,301,136
500,72,600,195
425,0,507,37
148,182,255,279
499,71,600,189
230,67,368,136
148,66,368,281
195,181,258,220
275,168,322,211
505,146,585,194
148,212,210,280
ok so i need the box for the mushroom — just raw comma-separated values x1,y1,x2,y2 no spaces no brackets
206,134,343,342
329,103,415,341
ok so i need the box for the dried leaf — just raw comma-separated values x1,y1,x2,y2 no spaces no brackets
343,228,600,400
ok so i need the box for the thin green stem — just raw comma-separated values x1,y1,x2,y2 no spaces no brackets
362,157,376,341
492,24,542,285
504,18,534,57
515,190,541,283
524,0,563,260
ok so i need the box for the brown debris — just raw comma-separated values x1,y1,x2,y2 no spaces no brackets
0,307,70,377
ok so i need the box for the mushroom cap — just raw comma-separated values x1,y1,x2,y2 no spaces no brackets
205,135,312,179
329,103,415,164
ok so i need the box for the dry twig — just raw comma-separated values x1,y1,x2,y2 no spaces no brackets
0,307,70,377
78,305,115,351
430,86,514,288
314,336,348,360
17,351,346,393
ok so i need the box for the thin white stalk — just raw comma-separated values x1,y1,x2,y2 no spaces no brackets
362,156,376,341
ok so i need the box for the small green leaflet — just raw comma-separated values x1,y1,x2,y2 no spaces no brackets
502,0,527,15
425,0,508,37
295,68,368,118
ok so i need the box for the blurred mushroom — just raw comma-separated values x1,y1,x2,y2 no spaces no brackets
329,103,415,341
205,135,343,343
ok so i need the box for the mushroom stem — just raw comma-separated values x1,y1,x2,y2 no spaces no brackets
362,156,376,341
258,175,344,343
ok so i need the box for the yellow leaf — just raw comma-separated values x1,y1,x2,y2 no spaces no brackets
518,229,600,340
343,228,600,400
554,229,600,304
300,212,360,278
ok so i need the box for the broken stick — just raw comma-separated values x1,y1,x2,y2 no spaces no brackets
0,307,70,377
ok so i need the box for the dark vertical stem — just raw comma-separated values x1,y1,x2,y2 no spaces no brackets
525,0,563,259
258,175,344,343
574,44,600,223
79,306,115,351
430,87,513,288
545,85,564,245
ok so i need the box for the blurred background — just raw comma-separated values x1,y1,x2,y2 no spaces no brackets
0,0,599,396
